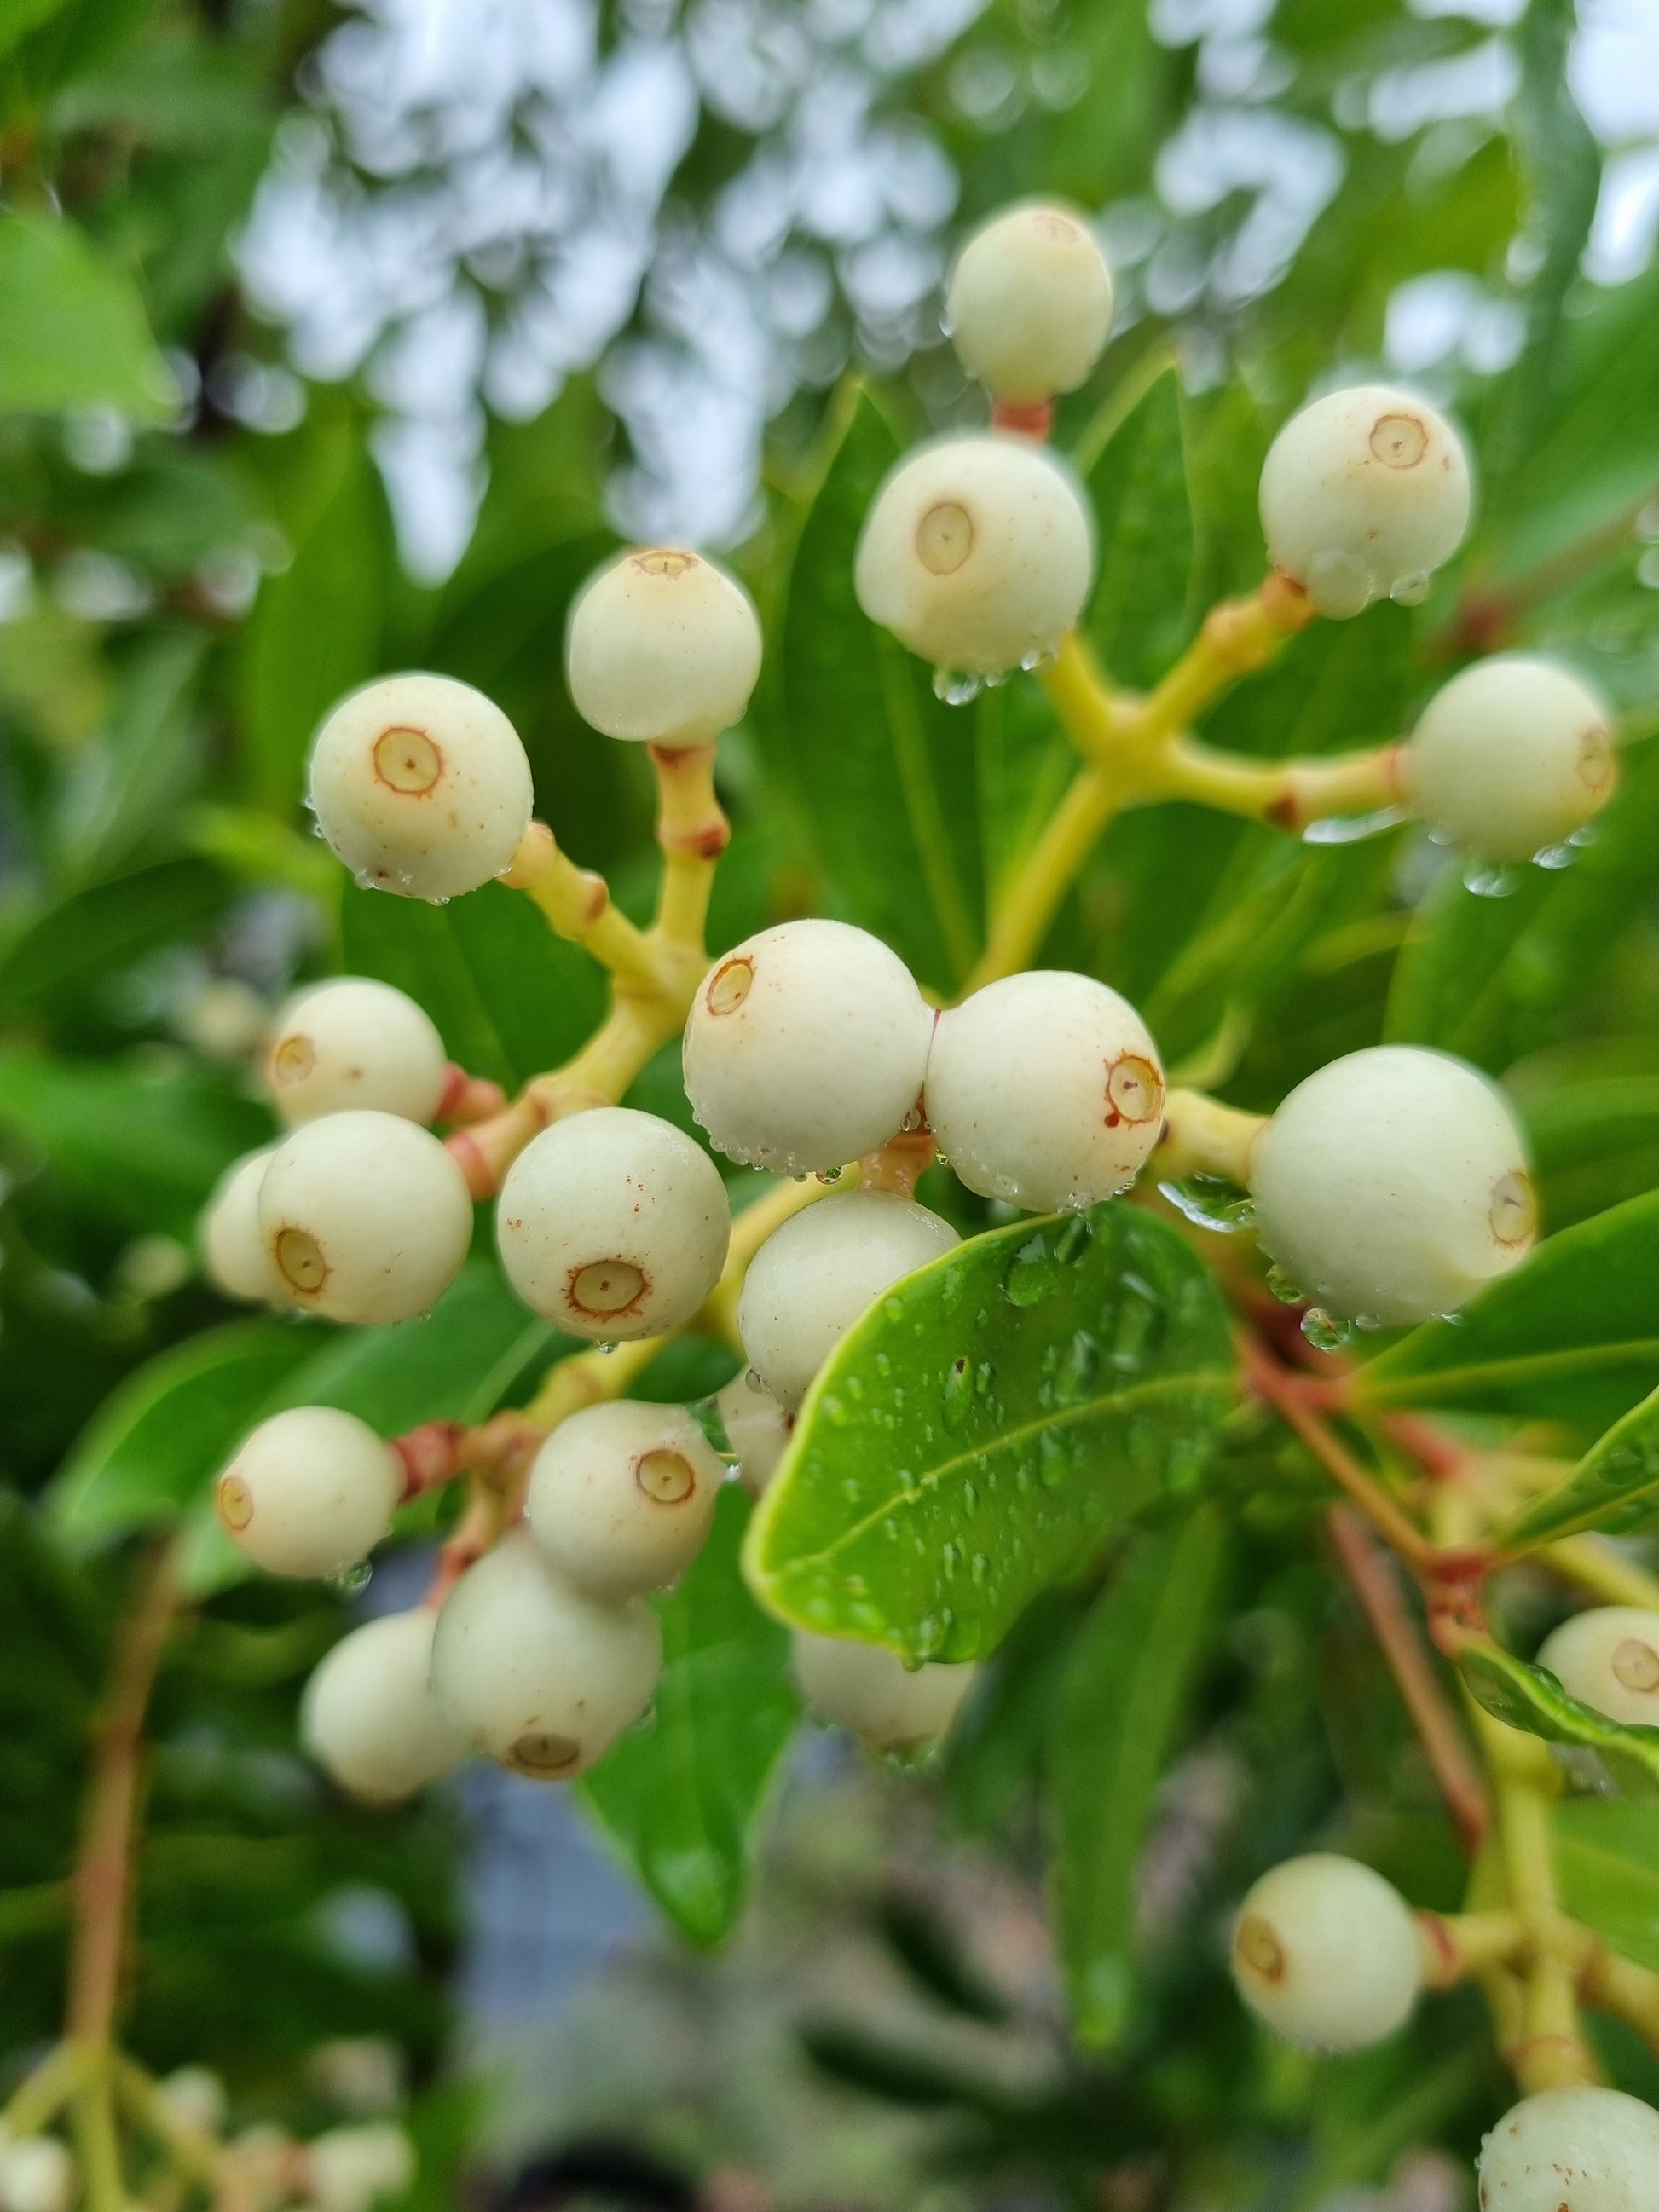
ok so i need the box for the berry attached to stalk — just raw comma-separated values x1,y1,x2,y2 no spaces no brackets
258,1110,475,1325
1248,1045,1535,1325
792,1630,977,1750
1405,656,1616,863
1476,2086,1659,2210
739,1189,959,1411
682,918,935,1175
945,201,1113,407
309,673,534,901
266,977,448,1126
301,1608,467,1803
430,1530,662,1778
526,1399,726,1599
854,433,1095,679
1258,384,1470,619
216,1406,402,1580
1229,1854,1423,2050
496,1107,729,1341
715,1372,794,1499
1536,1606,1659,1728
200,1146,291,1308
924,970,1165,1211
566,547,762,749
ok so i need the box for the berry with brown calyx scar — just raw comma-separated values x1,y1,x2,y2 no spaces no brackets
566,547,762,749
945,201,1113,406
1230,1854,1422,2050
215,1406,402,1580
525,1399,726,1598
266,977,448,1125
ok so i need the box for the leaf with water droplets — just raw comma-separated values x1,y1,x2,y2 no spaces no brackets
1495,1382,1659,1550
1457,1639,1659,1800
743,1205,1234,1662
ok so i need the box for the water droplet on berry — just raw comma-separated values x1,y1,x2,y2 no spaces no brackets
932,667,983,706
1159,1177,1255,1233
1265,1262,1305,1305
1464,861,1521,898
1300,1306,1351,1352
595,1339,618,1355
1302,805,1408,845
332,1561,373,1594
1020,643,1058,673
817,1164,845,1183
1531,840,1579,870
1389,569,1431,606
1306,547,1373,620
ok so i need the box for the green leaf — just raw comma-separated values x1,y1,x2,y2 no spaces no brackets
1553,1799,1659,1972
1356,1191,1659,1434
1047,1505,1228,2047
0,858,226,1010
771,382,984,993
49,1320,315,1545
1497,1385,1659,1551
583,1487,799,1946
55,629,205,881
1081,363,1195,692
0,209,173,418
1456,1641,1659,1799
745,1205,1235,1664
338,880,606,1094
1520,1069,1659,1233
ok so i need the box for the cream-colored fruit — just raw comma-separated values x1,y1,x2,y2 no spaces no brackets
925,970,1165,1210
715,1372,794,1499
792,1631,976,1749
304,2125,416,2212
738,1191,959,1411
1230,1854,1422,2050
215,1406,402,1580
496,1107,729,1342
1259,384,1471,618
155,2069,227,2140
309,672,533,901
1405,656,1616,863
430,1531,662,1778
0,2134,75,2212
301,1609,466,1802
257,1109,473,1325
1249,1046,1534,1325
683,919,934,1175
945,201,1113,404
566,548,762,749
201,1146,292,1308
1477,2087,1659,2212
267,978,448,1126
526,1399,725,1598
1537,1606,1659,1729
854,433,1095,675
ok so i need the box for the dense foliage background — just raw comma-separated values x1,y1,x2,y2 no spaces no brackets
3,1,1657,2206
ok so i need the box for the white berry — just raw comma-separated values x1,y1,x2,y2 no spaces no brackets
526,1400,725,1599
682,919,934,1175
924,970,1165,1211
1230,1854,1422,2051
1249,1046,1534,1325
1477,2086,1659,2212
267,978,448,1126
739,1190,959,1411
258,1109,474,1325
1536,1607,1659,1728
1405,656,1616,863
0,2135,75,2212
496,1107,729,1341
566,548,762,750
200,1146,291,1308
431,1530,661,1777
715,1372,794,1499
216,1406,402,1580
155,2069,227,2140
1258,384,1471,618
301,1609,466,1802
854,433,1095,677
792,1630,976,1749
305,2125,415,2212
309,672,534,901
945,201,1113,406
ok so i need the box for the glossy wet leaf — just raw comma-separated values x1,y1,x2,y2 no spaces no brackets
1498,1384,1659,1551
1552,1799,1659,1972
745,1205,1235,1663
1048,1505,1228,2047
584,1487,800,1947
1356,1190,1659,1435
1456,1641,1659,1799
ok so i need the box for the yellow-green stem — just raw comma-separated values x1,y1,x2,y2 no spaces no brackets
1151,1089,1266,1187
1546,1534,1659,1612
968,762,1117,990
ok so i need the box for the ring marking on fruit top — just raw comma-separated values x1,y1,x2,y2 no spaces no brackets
633,549,696,577
373,725,442,794
706,956,754,1015
272,1033,315,1084
1612,1637,1659,1694
916,501,974,575
567,1257,647,1319
1369,413,1427,470
1234,1913,1286,1983
635,1448,696,1505
217,1473,255,1531
510,1731,581,1776
275,1227,329,1293
1488,1170,1536,1251
1578,727,1616,794
1104,1053,1164,1129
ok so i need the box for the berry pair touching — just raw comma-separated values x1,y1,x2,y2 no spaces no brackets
792,1631,977,1752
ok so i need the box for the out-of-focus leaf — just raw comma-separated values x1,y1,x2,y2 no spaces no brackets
338,881,605,1094
55,629,205,880
584,1487,799,1947
1458,1639,1659,1799
1519,1069,1659,1232
1356,1192,1659,1434
945,1586,1091,1839
1048,1506,1227,2047
0,859,226,1010
0,0,70,63
1082,363,1194,691
0,209,172,418
771,382,984,994
1553,1799,1659,1972
0,1047,270,1237
1497,1385,1659,1550
746,1207,1235,1663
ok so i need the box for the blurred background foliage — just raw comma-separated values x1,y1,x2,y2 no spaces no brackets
3,0,1659,2207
